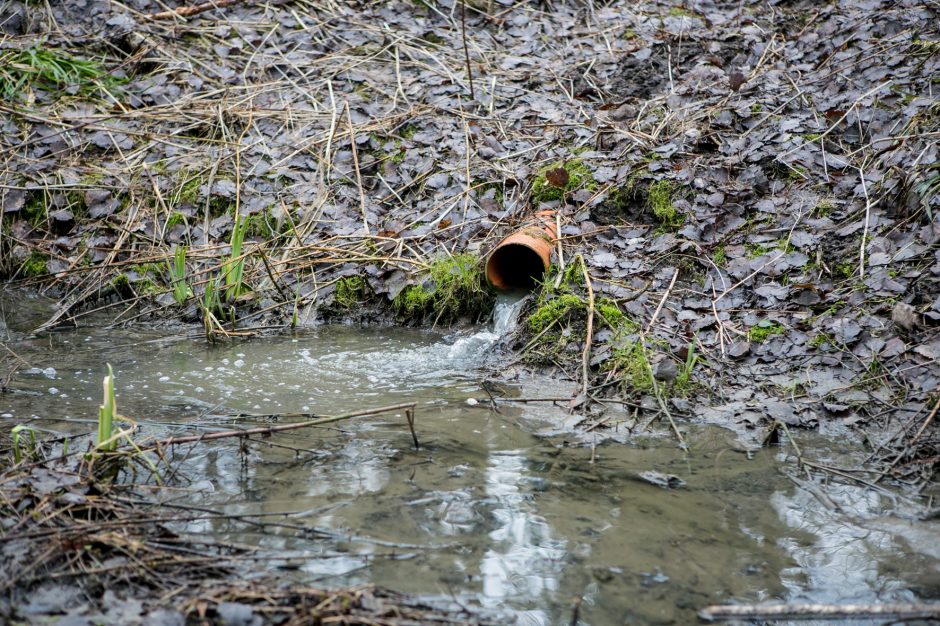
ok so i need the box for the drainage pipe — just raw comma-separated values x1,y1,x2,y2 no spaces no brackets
485,210,557,291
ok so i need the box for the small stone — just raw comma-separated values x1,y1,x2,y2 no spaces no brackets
465,398,479,406
892,302,919,331
653,359,678,382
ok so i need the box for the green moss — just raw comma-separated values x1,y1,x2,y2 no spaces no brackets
787,165,808,181
711,245,726,266
647,180,684,229
474,180,505,205
596,298,627,329
130,263,162,276
389,145,406,164
562,262,584,287
746,242,777,258
110,272,129,290
135,278,162,296
398,124,419,140
748,321,785,343
23,192,47,228
531,159,597,204
836,263,855,279
209,198,233,218
607,186,635,212
165,212,187,229
666,6,698,17
750,102,763,114
813,199,836,217
392,253,492,322
527,293,582,333
395,284,434,316
610,338,653,392
335,276,369,309
244,209,276,238
176,173,203,205
21,251,47,277
420,32,446,45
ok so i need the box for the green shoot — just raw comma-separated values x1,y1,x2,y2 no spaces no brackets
0,46,123,102
97,364,117,452
168,245,192,305
223,214,248,300
675,343,699,393
11,424,37,464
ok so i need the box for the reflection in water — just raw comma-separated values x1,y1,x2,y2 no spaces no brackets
1,289,937,624
481,450,565,625
774,481,927,605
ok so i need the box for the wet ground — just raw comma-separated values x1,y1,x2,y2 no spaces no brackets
1,291,938,625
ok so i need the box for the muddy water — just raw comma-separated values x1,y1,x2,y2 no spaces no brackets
1,291,938,625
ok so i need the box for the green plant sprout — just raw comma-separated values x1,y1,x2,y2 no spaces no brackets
168,246,192,305
223,215,248,300
0,46,123,101
97,364,117,452
11,424,38,464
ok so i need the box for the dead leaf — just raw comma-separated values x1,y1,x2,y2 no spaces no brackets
545,167,569,189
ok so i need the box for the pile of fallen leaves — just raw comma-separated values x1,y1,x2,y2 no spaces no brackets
0,0,937,468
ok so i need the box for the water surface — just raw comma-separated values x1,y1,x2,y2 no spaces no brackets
1,292,937,624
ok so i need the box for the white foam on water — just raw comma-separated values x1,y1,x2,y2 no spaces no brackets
446,292,528,362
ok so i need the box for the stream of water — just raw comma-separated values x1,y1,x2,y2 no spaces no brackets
1,291,937,624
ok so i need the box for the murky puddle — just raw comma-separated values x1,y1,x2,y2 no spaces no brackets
1,291,937,624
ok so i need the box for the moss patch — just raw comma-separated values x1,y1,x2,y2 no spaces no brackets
711,245,726,266
166,212,187,229
21,251,48,277
334,275,370,309
748,321,785,343
531,159,596,204
609,337,653,392
527,293,582,333
647,180,684,229
393,254,492,322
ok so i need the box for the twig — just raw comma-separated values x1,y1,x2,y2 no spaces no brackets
345,102,370,234
578,255,595,408
699,603,940,622
405,407,420,450
646,267,679,333
146,0,244,20
642,267,685,448
148,403,416,447
877,390,940,483
460,0,476,101
909,391,940,443
858,164,873,278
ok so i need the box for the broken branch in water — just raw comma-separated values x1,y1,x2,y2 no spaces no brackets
147,402,417,447
699,602,940,622
146,0,244,20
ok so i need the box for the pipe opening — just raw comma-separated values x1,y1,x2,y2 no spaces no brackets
485,243,549,291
